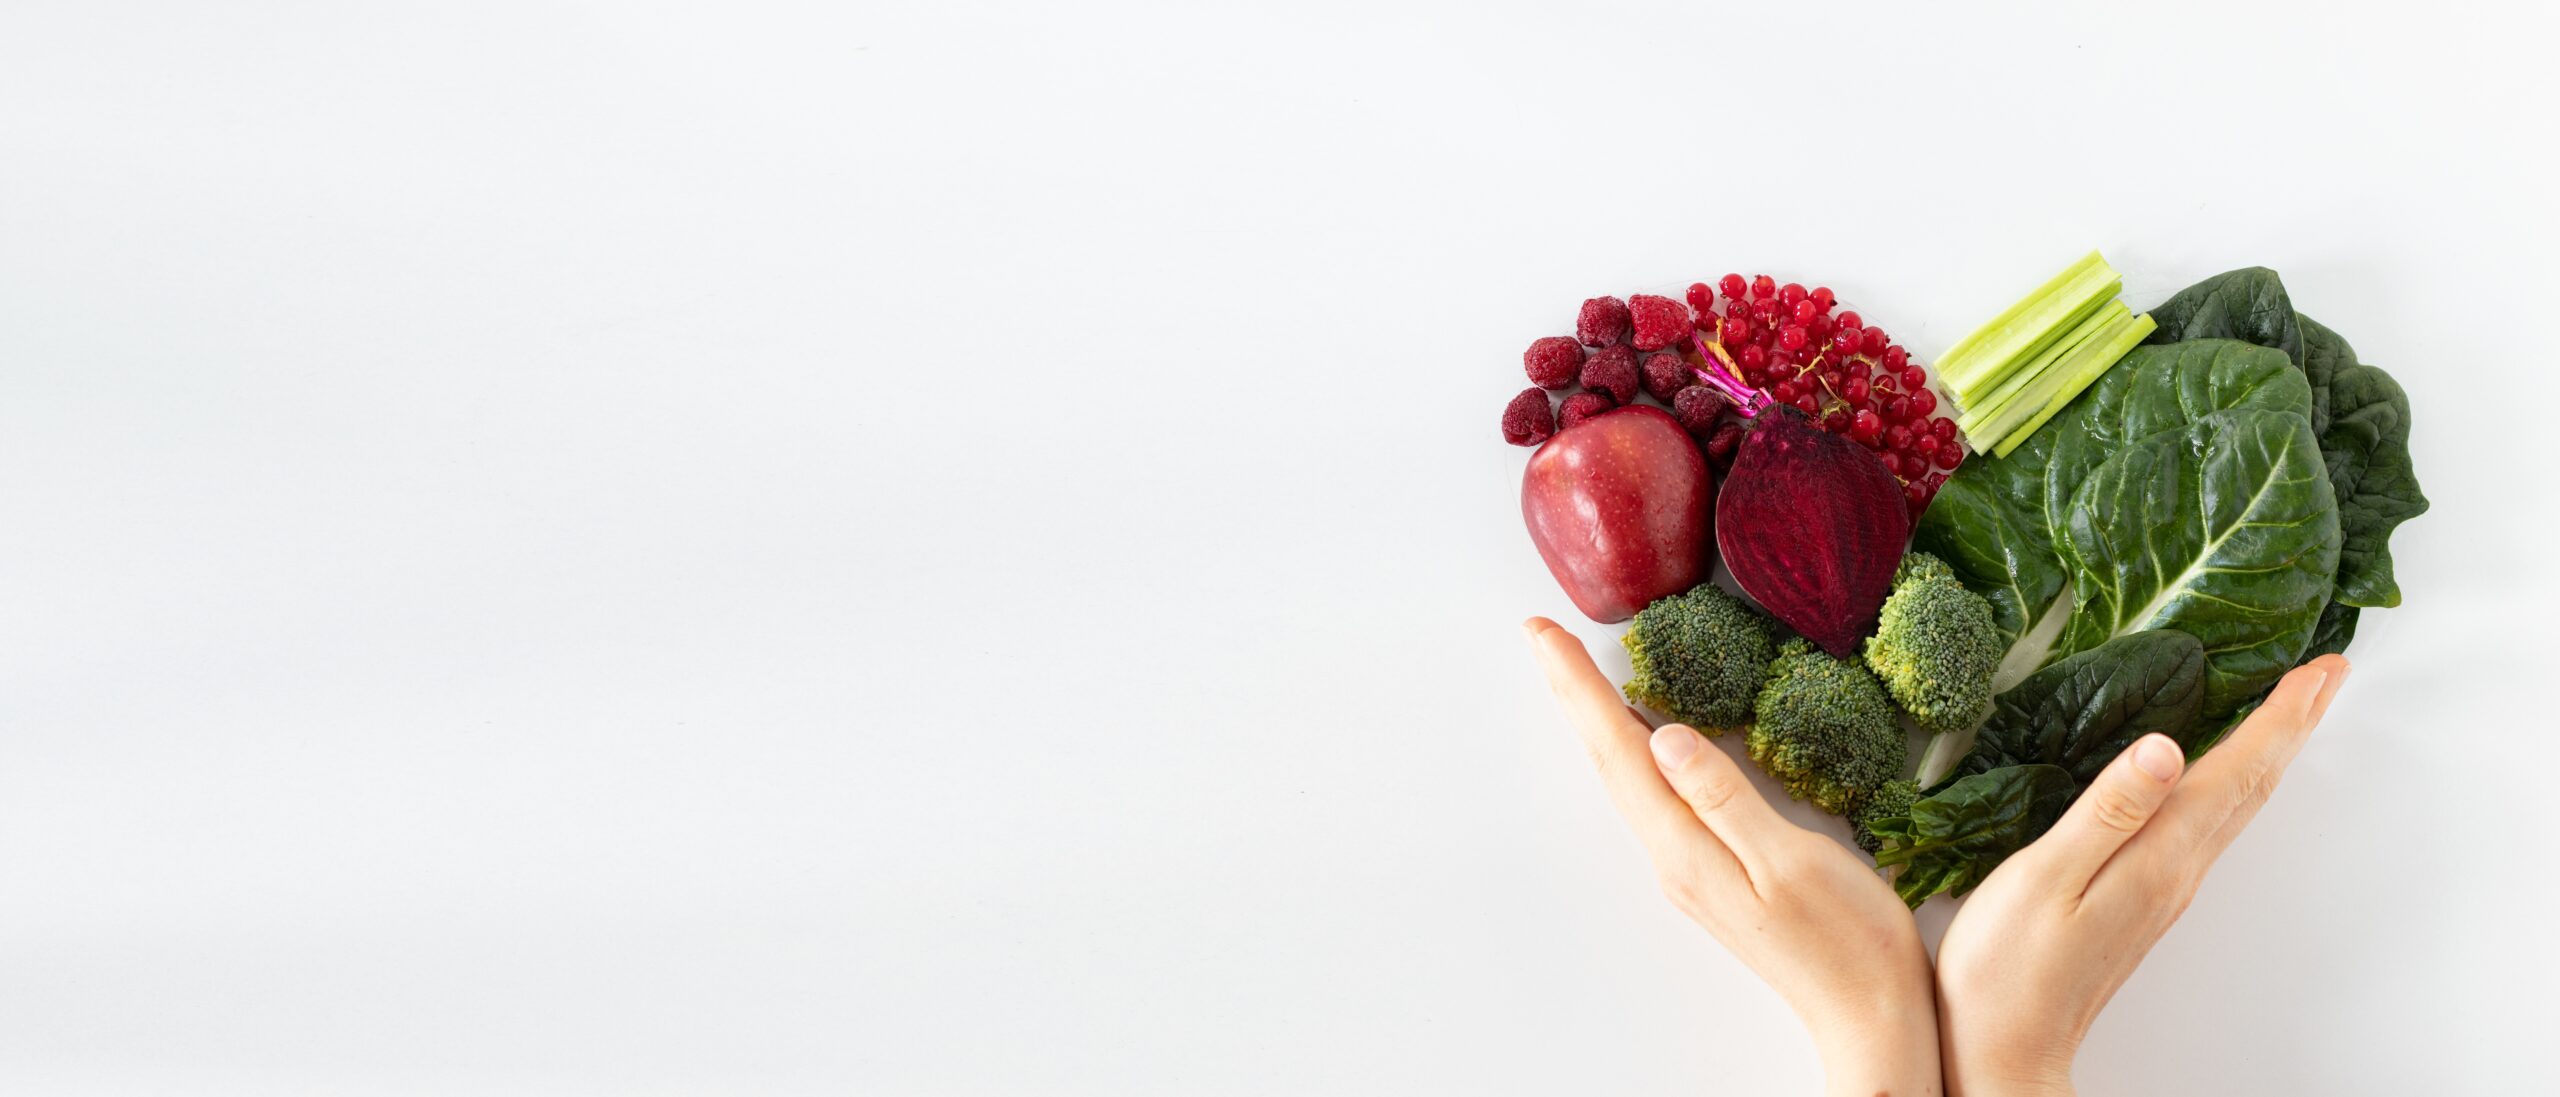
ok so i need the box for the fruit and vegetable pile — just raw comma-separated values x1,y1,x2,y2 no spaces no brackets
1503,256,2428,905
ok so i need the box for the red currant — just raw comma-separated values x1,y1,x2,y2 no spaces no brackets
1836,310,1863,331
1871,374,1898,395
1841,377,1870,403
1740,344,1768,370
1886,423,1913,449
1931,417,1956,441
1751,274,1777,299
1791,392,1819,414
1851,407,1883,439
1790,298,1818,325
1780,282,1807,306
1810,286,1836,311
1937,446,1963,470
1914,434,1940,457
1878,451,1902,476
1886,395,1912,421
1823,409,1849,433
1900,366,1928,391
1908,388,1938,416
1686,282,1715,314
1905,481,1929,505
1720,273,1748,299
1861,326,1889,356
1724,316,1753,344
1791,346,1814,366
1881,345,1908,371
1831,328,1862,355
1778,325,1808,351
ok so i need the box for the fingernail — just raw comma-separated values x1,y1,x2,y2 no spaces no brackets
1650,726,1699,768
2131,734,2182,782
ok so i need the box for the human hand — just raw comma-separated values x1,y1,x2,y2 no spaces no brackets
1527,617,1940,1097
1932,655,2351,1097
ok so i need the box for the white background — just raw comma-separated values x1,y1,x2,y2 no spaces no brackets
4,2,2554,1094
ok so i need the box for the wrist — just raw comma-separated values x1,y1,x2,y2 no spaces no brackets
1938,1034,2072,1097
1805,998,1941,1097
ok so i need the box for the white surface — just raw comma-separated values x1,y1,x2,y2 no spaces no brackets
3,2,2554,1094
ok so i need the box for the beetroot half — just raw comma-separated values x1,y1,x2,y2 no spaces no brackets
1687,334,1910,656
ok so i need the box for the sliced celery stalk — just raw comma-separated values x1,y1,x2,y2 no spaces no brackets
1938,256,2121,398
1966,310,2139,451
1954,298,2128,434
1936,250,2107,379
1992,313,2159,458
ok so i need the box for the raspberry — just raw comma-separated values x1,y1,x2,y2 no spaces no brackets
1523,336,1584,390
1558,391,1615,430
1627,294,1691,351
1672,384,1729,436
1501,388,1555,446
1579,344,1639,403
1702,418,1747,477
1641,352,1694,402
1577,296,1631,348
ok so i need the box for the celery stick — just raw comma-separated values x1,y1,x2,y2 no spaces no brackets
1967,311,2139,451
1993,313,2159,458
1938,257,2120,397
1936,250,2107,380
1954,297,2127,429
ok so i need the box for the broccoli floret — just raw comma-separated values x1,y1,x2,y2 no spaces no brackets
1863,552,2000,738
1622,583,1777,736
1747,638,1906,816
1853,778,1921,854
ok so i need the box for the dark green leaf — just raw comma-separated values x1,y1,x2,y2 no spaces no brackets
1967,630,2209,784
1870,764,2076,907
2310,348,2428,609
2142,267,2302,368
2302,600,2360,661
2055,408,2339,717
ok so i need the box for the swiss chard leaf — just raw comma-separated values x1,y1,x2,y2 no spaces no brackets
2312,347,2428,609
1909,426,2063,649
1962,630,2209,784
2302,600,2360,661
2055,408,2339,718
1869,764,2076,907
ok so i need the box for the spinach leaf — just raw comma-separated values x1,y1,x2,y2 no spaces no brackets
2311,345,2428,609
2143,267,2303,367
2302,600,2360,661
2055,408,2339,717
1869,764,2076,907
1962,630,2209,784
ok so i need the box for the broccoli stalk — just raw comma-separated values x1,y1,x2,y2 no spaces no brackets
1746,638,1906,816
1863,552,2001,786
1621,583,1777,736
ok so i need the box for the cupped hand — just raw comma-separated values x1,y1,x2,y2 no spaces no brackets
1527,617,1940,1097
1933,655,2351,1097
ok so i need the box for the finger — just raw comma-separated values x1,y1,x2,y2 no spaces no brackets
1524,618,1738,879
2149,656,2349,861
1648,724,1794,873
2011,733,2186,891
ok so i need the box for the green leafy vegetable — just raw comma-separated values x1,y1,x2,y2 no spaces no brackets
1867,764,2076,907
2143,272,2429,613
1954,630,2210,785
1915,339,2335,719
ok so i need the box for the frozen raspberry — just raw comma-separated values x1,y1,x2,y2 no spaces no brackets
1672,385,1729,436
1578,344,1639,404
1577,296,1630,348
1627,294,1692,351
1522,336,1583,390
1501,388,1555,446
1641,352,1694,403
1558,391,1615,430
1703,418,1747,477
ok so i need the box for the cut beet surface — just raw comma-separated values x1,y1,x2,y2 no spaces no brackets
1685,333,1910,656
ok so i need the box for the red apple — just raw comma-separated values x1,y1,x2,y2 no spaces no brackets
1521,404,1712,623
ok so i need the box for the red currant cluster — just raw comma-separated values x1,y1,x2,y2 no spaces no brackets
1691,273,1962,511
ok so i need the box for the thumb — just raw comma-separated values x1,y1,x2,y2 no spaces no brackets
2021,733,2185,889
